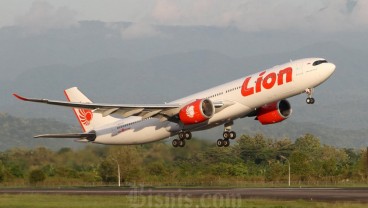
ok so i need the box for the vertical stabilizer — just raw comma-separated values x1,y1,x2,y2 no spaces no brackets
64,87,120,132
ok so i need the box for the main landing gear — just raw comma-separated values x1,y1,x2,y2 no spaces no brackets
172,122,237,148
305,88,315,104
217,122,236,147
172,131,192,148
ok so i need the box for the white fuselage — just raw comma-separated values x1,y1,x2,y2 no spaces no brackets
92,58,335,145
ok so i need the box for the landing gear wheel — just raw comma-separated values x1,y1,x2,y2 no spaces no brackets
172,139,179,147
223,139,230,147
223,131,230,140
217,139,230,147
306,97,315,104
178,132,185,140
306,98,311,104
217,139,224,147
223,131,236,140
229,131,236,140
178,139,186,147
179,131,192,140
184,131,192,140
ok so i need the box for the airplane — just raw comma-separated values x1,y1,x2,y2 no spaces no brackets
13,58,335,147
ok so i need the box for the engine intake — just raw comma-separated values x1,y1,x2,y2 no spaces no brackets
257,99,292,125
179,99,215,125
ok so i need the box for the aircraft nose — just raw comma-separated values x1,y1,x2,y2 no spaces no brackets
325,63,336,76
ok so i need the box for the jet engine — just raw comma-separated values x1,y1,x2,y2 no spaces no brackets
257,99,292,125
179,99,215,125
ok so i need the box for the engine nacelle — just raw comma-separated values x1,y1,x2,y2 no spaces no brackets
257,99,292,125
179,99,215,125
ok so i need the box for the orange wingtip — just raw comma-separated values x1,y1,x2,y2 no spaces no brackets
13,93,29,101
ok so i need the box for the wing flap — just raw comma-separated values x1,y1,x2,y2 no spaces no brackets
141,109,162,119
101,108,119,117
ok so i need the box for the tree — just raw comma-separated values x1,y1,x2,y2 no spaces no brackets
146,161,168,176
5,148,30,178
290,151,313,181
107,146,143,182
265,160,285,181
236,134,291,165
27,147,54,166
294,134,321,153
209,162,248,177
99,160,116,183
319,146,349,178
237,134,273,164
29,169,46,185
0,161,5,183
343,148,364,179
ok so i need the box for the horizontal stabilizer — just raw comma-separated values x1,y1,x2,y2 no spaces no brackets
34,133,96,141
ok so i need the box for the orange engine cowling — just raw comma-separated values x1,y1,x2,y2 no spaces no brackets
257,100,292,125
179,99,215,125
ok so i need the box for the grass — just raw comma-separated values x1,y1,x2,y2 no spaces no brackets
0,194,366,208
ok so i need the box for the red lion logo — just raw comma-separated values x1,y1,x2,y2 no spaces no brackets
78,109,93,126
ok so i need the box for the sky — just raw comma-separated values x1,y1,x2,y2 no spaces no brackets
1,0,368,133
0,0,367,33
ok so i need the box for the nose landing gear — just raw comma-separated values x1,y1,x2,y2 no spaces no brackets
305,88,315,104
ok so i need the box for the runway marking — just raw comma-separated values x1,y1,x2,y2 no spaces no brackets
0,188,368,202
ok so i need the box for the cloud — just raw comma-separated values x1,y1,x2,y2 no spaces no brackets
151,0,182,24
15,1,78,34
149,0,224,26
145,0,368,32
120,23,165,40
14,0,366,35
351,0,368,26
217,0,346,31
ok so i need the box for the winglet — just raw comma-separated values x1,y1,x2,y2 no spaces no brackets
13,93,29,101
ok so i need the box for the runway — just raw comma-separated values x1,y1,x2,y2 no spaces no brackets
1,187,368,202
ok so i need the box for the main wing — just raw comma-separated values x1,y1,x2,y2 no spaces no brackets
13,93,182,121
13,93,229,122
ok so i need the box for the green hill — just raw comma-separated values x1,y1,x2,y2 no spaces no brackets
0,113,82,150
238,120,368,148
1,113,367,150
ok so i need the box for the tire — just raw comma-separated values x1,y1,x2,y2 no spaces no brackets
217,139,224,147
223,132,230,139
229,131,236,140
172,139,179,147
185,132,192,140
179,139,186,147
223,139,230,147
178,132,185,140
306,98,311,104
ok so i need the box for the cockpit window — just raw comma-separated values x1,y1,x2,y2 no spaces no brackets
312,60,328,66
